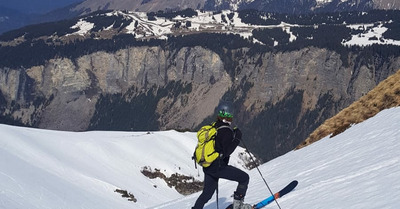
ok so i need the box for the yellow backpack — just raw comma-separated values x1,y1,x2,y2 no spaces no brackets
193,123,231,168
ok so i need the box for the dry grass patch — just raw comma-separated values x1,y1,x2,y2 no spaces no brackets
140,166,203,195
296,69,400,149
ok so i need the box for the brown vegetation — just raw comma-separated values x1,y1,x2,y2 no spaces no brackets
296,69,400,149
141,166,203,195
114,189,137,202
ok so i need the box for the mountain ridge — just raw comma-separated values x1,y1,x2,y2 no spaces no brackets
1,9,400,162
2,0,400,34
1,9,400,69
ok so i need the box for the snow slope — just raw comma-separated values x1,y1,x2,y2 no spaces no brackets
0,125,248,209
155,107,400,209
1,107,400,209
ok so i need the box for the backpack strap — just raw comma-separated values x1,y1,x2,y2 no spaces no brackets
216,125,233,133
204,125,231,159
217,125,232,130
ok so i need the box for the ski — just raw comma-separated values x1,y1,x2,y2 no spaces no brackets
225,180,298,209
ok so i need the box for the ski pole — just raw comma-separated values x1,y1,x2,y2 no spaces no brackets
240,139,282,209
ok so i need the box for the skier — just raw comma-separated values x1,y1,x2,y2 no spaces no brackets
192,102,252,209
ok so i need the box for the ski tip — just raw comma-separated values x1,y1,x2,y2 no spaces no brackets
289,180,299,189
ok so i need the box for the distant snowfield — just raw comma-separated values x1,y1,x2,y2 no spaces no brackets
70,19,95,36
66,10,300,44
1,107,400,209
343,22,400,47
65,10,400,48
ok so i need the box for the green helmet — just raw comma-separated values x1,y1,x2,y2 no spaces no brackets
217,101,234,118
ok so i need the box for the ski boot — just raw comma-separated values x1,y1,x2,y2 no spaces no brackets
233,192,253,209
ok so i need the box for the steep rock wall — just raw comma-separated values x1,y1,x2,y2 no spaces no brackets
0,46,229,131
1,45,399,160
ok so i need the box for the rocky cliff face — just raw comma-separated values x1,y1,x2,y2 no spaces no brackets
1,8,400,161
1,45,399,160
0,46,229,131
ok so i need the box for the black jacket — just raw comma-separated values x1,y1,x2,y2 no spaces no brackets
204,120,241,172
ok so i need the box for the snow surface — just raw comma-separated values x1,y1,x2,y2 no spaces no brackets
66,10,299,45
65,10,400,48
1,107,400,209
69,19,95,36
342,22,400,47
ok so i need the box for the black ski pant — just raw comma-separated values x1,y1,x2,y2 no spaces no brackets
192,165,249,209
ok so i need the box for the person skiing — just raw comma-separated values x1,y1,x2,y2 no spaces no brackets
192,102,252,209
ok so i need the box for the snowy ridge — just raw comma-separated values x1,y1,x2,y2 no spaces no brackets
1,107,400,208
69,10,268,41
65,10,400,48
343,22,400,46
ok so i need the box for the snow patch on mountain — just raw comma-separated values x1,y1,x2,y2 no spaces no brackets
61,10,400,48
70,19,95,36
342,22,400,47
314,0,334,8
64,10,304,46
